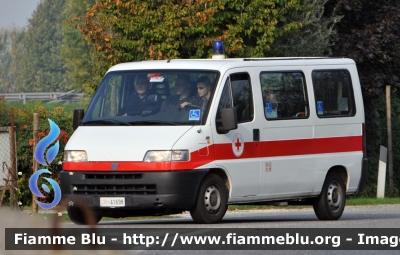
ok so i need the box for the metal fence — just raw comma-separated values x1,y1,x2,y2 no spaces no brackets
0,110,18,208
0,90,84,104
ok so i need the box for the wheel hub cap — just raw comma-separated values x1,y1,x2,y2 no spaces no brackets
327,182,341,212
204,185,221,212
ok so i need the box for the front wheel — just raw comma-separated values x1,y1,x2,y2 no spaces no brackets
190,174,228,224
67,207,102,225
313,173,346,220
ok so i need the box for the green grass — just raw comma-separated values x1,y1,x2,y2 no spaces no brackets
4,101,88,112
42,102,88,112
346,197,400,205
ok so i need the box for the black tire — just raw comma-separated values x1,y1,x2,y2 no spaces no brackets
313,173,346,220
190,174,228,224
67,207,102,225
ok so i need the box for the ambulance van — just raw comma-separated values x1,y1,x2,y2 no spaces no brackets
61,45,368,224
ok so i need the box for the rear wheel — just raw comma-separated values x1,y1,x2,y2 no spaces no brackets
190,174,228,224
313,173,346,220
67,207,102,225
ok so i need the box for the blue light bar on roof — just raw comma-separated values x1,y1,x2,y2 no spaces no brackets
212,40,225,59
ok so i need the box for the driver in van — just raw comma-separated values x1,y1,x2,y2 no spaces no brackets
160,74,194,111
120,74,162,116
180,76,212,112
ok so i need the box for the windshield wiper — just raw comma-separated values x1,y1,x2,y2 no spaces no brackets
81,119,132,126
128,120,179,126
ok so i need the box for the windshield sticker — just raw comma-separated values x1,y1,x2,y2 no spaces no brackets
148,73,164,82
266,103,273,114
266,102,276,118
317,101,323,115
189,109,201,120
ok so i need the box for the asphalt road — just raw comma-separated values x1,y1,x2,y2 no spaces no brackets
83,204,400,255
3,205,400,255
95,204,400,228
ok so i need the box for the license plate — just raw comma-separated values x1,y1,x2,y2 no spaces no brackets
100,197,125,207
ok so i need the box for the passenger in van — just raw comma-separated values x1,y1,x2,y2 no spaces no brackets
263,90,278,118
160,74,194,111
120,75,162,116
180,76,212,112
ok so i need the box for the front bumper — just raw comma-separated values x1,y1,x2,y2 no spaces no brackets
60,170,209,217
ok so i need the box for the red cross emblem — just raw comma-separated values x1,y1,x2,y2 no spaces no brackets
235,138,241,151
232,133,244,157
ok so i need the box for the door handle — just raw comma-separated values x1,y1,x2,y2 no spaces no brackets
253,129,260,141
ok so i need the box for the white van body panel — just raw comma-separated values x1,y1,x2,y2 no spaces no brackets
66,126,192,161
62,57,367,220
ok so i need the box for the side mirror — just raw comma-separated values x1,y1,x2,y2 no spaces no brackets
220,108,237,132
73,108,85,130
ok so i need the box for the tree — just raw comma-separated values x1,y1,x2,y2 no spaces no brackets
326,0,400,103
23,0,68,92
10,27,28,93
325,0,400,197
61,0,98,95
269,0,342,57
73,0,302,85
0,28,12,93
0,27,27,93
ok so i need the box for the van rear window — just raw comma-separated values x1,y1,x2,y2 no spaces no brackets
312,70,356,117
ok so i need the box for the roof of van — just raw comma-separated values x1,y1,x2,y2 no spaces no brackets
107,57,356,73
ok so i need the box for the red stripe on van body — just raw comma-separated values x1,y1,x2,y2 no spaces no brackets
263,135,362,157
63,161,171,171
214,136,362,160
62,136,362,172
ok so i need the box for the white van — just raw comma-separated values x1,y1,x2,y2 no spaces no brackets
61,53,368,224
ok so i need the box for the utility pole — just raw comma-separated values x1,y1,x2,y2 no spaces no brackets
386,85,394,197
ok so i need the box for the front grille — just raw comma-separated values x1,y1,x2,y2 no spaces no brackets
85,174,142,180
73,184,156,195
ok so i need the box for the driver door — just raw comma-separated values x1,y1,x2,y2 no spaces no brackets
212,70,261,197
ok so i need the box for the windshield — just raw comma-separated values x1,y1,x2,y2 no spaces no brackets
83,70,219,126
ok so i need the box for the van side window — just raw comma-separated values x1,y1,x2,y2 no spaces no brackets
218,73,254,123
216,73,254,133
260,72,309,120
312,70,356,117
231,73,254,123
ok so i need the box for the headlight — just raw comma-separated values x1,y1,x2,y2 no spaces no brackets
143,151,171,162
64,150,88,162
144,150,189,162
171,150,189,161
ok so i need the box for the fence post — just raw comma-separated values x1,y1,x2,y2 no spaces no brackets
32,113,39,213
9,108,17,210
377,146,388,198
